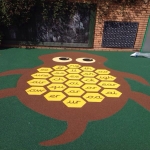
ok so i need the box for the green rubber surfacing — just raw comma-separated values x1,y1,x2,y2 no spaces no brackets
0,48,150,150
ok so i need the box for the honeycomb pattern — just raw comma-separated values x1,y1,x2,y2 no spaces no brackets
26,65,122,108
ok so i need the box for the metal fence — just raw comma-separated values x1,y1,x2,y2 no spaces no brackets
2,3,96,48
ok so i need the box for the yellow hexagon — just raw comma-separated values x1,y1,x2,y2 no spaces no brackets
96,75,116,81
27,79,50,86
49,77,67,83
99,81,120,88
51,71,67,76
26,87,47,95
101,89,122,97
81,72,97,77
82,84,101,92
80,66,95,72
64,88,85,96
37,67,53,72
66,69,81,74
65,80,83,87
44,92,66,101
67,64,81,69
66,74,82,80
31,73,51,79
95,69,110,74
63,97,86,108
47,84,67,91
83,93,105,102
53,65,67,70
81,78,98,84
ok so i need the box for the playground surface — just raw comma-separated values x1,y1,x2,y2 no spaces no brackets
0,48,150,150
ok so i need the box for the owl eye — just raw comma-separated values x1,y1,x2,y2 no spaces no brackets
76,57,95,63
53,57,72,62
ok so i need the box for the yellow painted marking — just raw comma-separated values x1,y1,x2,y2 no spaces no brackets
82,84,101,92
80,66,95,72
26,87,47,95
65,80,83,87
51,71,67,76
81,77,98,84
44,92,66,101
99,81,120,88
63,97,86,108
95,69,110,74
96,75,116,81
81,72,97,77
83,93,105,102
27,79,49,86
53,65,67,70
31,73,51,79
101,89,122,97
47,84,67,91
66,74,82,80
67,64,81,69
49,77,67,83
66,69,81,74
37,67,53,72
65,88,85,96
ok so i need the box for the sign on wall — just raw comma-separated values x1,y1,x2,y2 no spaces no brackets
102,21,139,48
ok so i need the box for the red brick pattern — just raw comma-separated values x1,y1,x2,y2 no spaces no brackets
93,2,150,51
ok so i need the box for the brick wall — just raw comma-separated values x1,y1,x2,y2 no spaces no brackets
93,2,150,51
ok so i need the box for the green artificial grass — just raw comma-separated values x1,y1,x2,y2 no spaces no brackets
0,48,150,150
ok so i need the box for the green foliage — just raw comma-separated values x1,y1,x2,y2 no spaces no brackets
0,0,149,40
96,0,149,21
0,0,148,25
0,0,35,25
0,0,91,25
